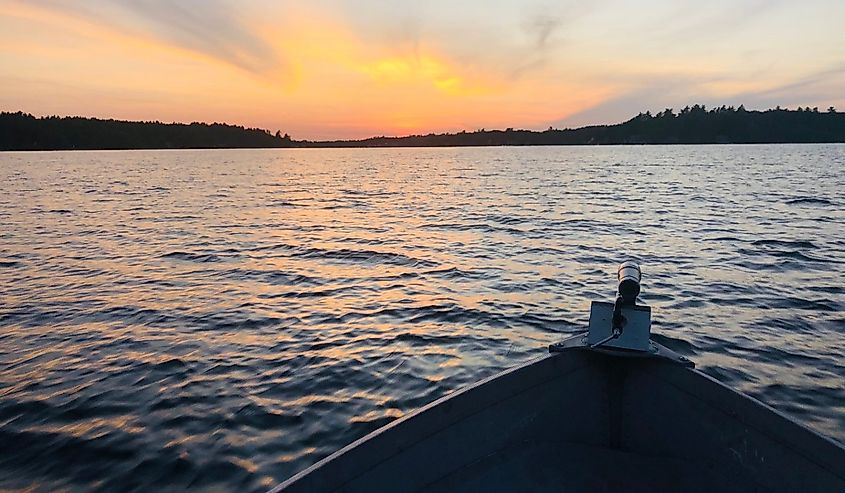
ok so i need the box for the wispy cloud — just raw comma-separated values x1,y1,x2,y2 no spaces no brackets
527,14,563,50
19,0,282,75
729,62,845,109
642,0,786,45
505,13,565,78
552,77,708,128
555,60,845,128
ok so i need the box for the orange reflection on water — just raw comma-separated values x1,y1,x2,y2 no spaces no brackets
24,416,145,438
349,408,404,424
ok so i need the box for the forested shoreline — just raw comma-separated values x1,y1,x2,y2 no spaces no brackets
2,105,844,151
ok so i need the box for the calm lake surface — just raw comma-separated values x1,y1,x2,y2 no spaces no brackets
1,145,844,491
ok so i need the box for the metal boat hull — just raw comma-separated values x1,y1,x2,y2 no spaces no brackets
275,350,845,492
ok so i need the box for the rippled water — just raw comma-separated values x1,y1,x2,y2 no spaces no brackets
1,145,844,491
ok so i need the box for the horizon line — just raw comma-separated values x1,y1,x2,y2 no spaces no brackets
3,103,840,143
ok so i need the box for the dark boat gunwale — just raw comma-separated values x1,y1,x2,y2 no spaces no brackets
274,348,845,492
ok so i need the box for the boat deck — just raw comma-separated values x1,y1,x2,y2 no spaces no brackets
277,350,845,492
423,441,740,493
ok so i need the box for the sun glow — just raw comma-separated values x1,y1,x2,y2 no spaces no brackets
2,0,843,138
0,1,612,138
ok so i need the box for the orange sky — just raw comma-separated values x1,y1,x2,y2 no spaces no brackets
1,0,844,139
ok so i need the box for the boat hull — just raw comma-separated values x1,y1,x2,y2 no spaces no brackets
275,350,845,492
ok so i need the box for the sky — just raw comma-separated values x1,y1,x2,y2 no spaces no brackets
1,0,844,139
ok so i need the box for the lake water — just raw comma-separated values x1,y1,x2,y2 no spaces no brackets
1,145,844,491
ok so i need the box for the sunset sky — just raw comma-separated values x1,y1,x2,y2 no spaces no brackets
2,0,844,139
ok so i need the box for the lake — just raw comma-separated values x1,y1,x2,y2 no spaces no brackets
1,145,844,491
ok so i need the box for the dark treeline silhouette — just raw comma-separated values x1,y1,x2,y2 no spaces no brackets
2,105,845,151
303,105,845,147
0,112,293,150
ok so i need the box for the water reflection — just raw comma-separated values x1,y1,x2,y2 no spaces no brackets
0,145,844,491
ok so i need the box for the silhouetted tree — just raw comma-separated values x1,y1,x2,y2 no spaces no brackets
3,106,845,150
0,112,294,150
294,105,845,147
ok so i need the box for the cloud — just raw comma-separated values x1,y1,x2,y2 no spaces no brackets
553,61,845,128
644,0,786,43
527,14,563,50
728,63,845,109
504,13,564,78
551,79,703,128
120,0,280,74
16,0,282,75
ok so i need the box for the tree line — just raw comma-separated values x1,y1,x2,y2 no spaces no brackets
2,105,844,151
0,112,293,150
304,105,845,147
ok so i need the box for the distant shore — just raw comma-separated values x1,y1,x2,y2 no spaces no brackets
2,105,844,151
